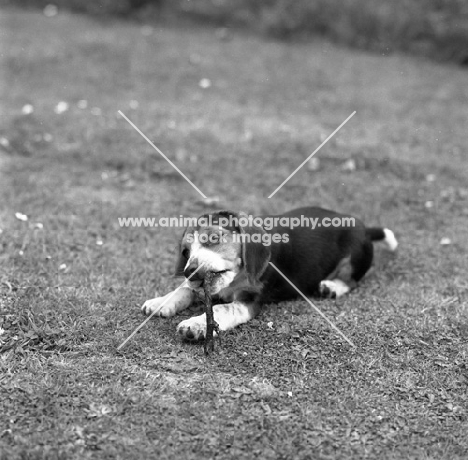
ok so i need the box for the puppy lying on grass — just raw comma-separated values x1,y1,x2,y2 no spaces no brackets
142,207,398,340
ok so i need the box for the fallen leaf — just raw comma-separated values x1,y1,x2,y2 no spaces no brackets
15,212,28,222
307,157,320,171
22,104,34,115
199,196,220,206
199,78,212,89
86,403,112,418
54,101,69,114
0,137,10,148
341,158,356,172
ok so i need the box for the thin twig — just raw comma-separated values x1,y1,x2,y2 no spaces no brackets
203,271,219,355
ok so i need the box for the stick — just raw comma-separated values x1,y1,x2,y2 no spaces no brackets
203,271,219,355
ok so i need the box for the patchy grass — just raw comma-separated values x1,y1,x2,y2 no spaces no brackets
1,7,468,459
5,0,468,64
176,0,468,64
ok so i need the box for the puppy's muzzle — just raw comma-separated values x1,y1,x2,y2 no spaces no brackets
184,261,204,281
184,262,228,287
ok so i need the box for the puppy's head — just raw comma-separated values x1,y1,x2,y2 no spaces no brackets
174,211,271,298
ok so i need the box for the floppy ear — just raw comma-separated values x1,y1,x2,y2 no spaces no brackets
240,221,271,287
213,210,271,286
173,228,190,277
216,221,271,302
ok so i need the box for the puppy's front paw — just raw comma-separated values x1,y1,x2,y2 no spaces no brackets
177,315,218,341
141,288,194,317
142,297,177,317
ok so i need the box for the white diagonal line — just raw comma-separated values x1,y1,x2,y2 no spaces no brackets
117,263,206,351
268,262,356,348
268,111,356,198
118,110,207,199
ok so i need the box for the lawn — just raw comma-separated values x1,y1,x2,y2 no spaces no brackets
1,7,468,460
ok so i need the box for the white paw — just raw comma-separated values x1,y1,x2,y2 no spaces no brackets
319,279,350,298
177,314,218,341
142,297,176,317
141,288,193,317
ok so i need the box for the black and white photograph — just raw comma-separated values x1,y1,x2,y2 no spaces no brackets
1,0,467,458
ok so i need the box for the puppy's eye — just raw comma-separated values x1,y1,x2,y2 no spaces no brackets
202,232,224,247
182,248,190,259
204,236,218,246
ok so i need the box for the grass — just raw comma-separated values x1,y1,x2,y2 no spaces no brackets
6,0,468,64
176,0,468,64
1,6,468,459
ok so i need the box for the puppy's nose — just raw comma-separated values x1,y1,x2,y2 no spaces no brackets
184,261,203,280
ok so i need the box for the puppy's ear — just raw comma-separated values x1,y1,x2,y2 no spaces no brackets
216,221,270,302
239,220,271,286
173,228,190,277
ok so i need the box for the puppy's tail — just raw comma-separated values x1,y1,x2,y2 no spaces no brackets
366,227,398,252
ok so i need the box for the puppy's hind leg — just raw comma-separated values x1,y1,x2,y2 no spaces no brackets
319,237,375,299
319,279,354,298
319,255,358,299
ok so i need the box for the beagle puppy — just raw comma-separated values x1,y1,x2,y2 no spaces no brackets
142,207,397,341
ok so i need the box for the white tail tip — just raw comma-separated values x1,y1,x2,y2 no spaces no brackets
383,228,398,252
